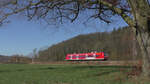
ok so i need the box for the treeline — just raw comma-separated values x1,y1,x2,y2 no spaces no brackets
38,27,141,62
0,55,11,63
0,54,32,64
8,54,32,63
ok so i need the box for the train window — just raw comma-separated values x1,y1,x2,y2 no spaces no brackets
69,56,72,58
96,55,100,57
72,56,76,58
79,55,85,58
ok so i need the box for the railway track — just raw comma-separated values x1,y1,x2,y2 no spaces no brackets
32,60,140,66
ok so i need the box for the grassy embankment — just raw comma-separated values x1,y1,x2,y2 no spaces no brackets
0,64,149,84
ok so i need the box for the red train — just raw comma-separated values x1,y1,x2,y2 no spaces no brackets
65,52,108,61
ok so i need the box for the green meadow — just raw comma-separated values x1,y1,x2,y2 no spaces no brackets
0,64,149,84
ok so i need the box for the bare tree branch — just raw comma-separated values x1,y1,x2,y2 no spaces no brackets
0,0,134,27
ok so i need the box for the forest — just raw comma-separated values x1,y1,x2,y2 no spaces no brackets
37,26,141,62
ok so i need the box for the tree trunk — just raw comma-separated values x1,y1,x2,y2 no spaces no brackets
136,29,150,77
128,0,150,77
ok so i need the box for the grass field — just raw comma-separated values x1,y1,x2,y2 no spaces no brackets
0,64,149,84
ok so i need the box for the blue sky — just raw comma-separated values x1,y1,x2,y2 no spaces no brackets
0,15,128,56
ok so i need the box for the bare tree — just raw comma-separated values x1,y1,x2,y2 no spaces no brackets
32,48,37,63
0,0,150,77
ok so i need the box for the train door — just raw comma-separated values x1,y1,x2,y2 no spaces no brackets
85,53,96,60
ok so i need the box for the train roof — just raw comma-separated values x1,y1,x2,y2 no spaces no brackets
67,52,104,55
